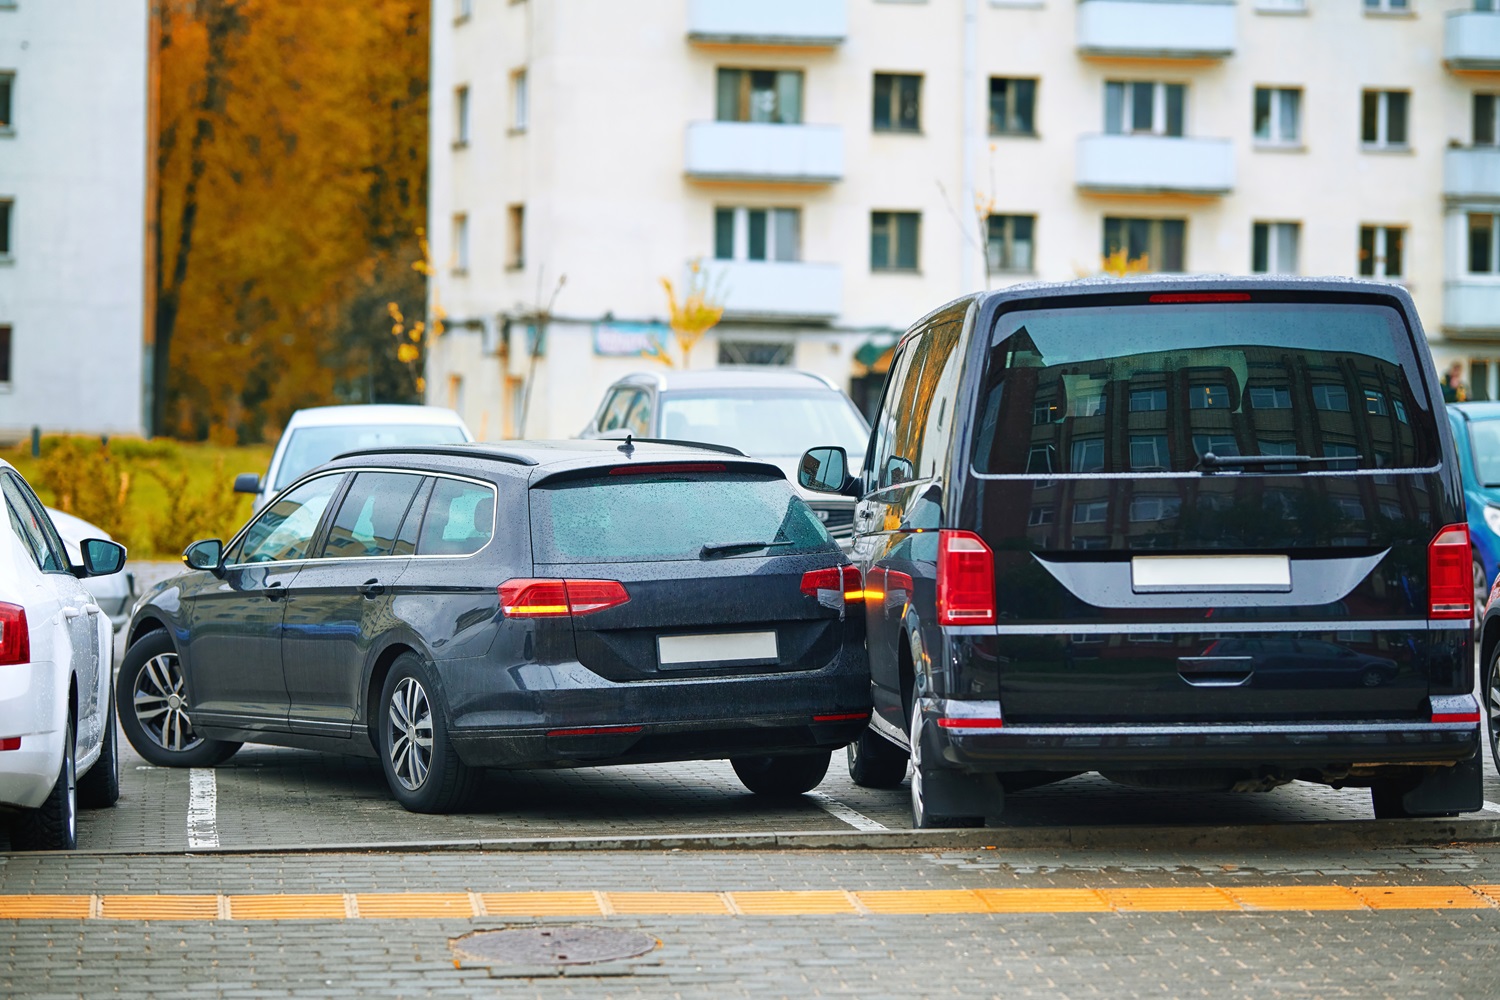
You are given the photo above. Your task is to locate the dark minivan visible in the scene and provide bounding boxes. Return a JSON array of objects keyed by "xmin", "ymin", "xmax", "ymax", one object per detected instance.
[
  {"xmin": 798, "ymin": 277, "xmax": 1485, "ymax": 827},
  {"xmin": 118, "ymin": 441, "xmax": 869, "ymax": 812}
]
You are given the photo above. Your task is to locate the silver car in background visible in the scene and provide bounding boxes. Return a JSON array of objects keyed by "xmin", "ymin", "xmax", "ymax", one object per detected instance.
[{"xmin": 45, "ymin": 507, "xmax": 134, "ymax": 632}]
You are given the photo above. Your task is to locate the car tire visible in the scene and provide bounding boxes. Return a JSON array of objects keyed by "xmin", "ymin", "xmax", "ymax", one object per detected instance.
[
  {"xmin": 909, "ymin": 691, "xmax": 983, "ymax": 829},
  {"xmin": 378, "ymin": 653, "xmax": 476, "ymax": 814},
  {"xmin": 846, "ymin": 727, "xmax": 908, "ymax": 789},
  {"xmin": 116, "ymin": 630, "xmax": 242, "ymax": 768},
  {"xmin": 77, "ymin": 693, "xmax": 120, "ymax": 809},
  {"xmin": 1370, "ymin": 780, "xmax": 1412, "ymax": 820},
  {"xmin": 1486, "ymin": 646, "xmax": 1500, "ymax": 780},
  {"xmin": 1476, "ymin": 560, "xmax": 1490, "ymax": 632},
  {"xmin": 731, "ymin": 752, "xmax": 831, "ymax": 797},
  {"xmin": 12, "ymin": 715, "xmax": 77, "ymax": 851}
]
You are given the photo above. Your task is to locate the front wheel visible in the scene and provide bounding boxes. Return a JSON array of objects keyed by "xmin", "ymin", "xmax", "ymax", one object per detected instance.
[
  {"xmin": 378, "ymin": 654, "xmax": 476, "ymax": 813},
  {"xmin": 116, "ymin": 631, "xmax": 241, "ymax": 768},
  {"xmin": 847, "ymin": 727, "xmax": 908, "ymax": 789},
  {"xmin": 12, "ymin": 716, "xmax": 77, "ymax": 850},
  {"xmin": 731, "ymin": 752, "xmax": 831, "ymax": 797},
  {"xmin": 77, "ymin": 693, "xmax": 120, "ymax": 809}
]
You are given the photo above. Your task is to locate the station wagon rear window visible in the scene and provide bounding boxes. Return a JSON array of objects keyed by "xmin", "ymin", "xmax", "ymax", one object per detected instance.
[
  {"xmin": 970, "ymin": 301, "xmax": 1437, "ymax": 475},
  {"xmin": 530, "ymin": 472, "xmax": 835, "ymax": 563}
]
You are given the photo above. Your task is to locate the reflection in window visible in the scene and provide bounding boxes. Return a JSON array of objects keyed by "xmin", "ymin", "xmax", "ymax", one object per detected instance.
[
  {"xmin": 1188, "ymin": 385, "xmax": 1231, "ymax": 409},
  {"xmin": 1026, "ymin": 444, "xmax": 1056, "ymax": 474},
  {"xmin": 1071, "ymin": 438, "xmax": 1104, "ymax": 473},
  {"xmin": 1312, "ymin": 385, "xmax": 1350, "ymax": 411},
  {"xmin": 1032, "ymin": 399, "xmax": 1056, "ymax": 425},
  {"xmin": 1073, "ymin": 500, "xmax": 1108, "ymax": 523},
  {"xmin": 1192, "ymin": 434, "xmax": 1239, "ymax": 458},
  {"xmin": 1130, "ymin": 389, "xmax": 1166, "ymax": 412},
  {"xmin": 1248, "ymin": 385, "xmax": 1291, "ymax": 409},
  {"xmin": 1332, "ymin": 497, "xmax": 1365, "ymax": 520},
  {"xmin": 1130, "ymin": 435, "xmax": 1169, "ymax": 470},
  {"xmin": 1129, "ymin": 496, "xmax": 1181, "ymax": 522},
  {"xmin": 1027, "ymin": 505, "xmax": 1054, "ymax": 526},
  {"xmin": 1378, "ymin": 501, "xmax": 1403, "ymax": 521},
  {"xmin": 1364, "ymin": 390, "xmax": 1388, "ymax": 415},
  {"xmin": 1074, "ymin": 393, "xmax": 1107, "ymax": 417}
]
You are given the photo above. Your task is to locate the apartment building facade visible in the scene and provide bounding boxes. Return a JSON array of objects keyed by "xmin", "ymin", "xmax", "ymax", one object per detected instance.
[
  {"xmin": 427, "ymin": 0, "xmax": 1500, "ymax": 439},
  {"xmin": 0, "ymin": 0, "xmax": 149, "ymax": 439}
]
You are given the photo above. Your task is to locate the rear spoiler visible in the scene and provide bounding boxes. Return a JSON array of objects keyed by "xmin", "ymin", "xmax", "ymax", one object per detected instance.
[{"xmin": 531, "ymin": 457, "xmax": 784, "ymax": 488}]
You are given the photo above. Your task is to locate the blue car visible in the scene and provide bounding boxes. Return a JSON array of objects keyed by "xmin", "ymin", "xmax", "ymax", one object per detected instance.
[{"xmin": 1446, "ymin": 402, "xmax": 1500, "ymax": 622}]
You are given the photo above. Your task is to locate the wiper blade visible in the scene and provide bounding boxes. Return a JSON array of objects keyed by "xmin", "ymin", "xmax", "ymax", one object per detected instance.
[
  {"xmin": 1197, "ymin": 451, "xmax": 1362, "ymax": 471},
  {"xmin": 700, "ymin": 539, "xmax": 794, "ymax": 558}
]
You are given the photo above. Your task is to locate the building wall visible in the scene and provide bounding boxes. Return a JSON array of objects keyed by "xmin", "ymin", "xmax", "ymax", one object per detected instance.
[
  {"xmin": 429, "ymin": 0, "xmax": 1500, "ymax": 439},
  {"xmin": 0, "ymin": 0, "xmax": 148, "ymax": 439}
]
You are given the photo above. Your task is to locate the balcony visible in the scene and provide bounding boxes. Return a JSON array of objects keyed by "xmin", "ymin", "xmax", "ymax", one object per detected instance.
[
  {"xmin": 1076, "ymin": 0, "xmax": 1236, "ymax": 59},
  {"xmin": 1446, "ymin": 11, "xmax": 1500, "ymax": 72},
  {"xmin": 1446, "ymin": 147, "xmax": 1500, "ymax": 201},
  {"xmin": 1076, "ymin": 134, "xmax": 1234, "ymax": 195},
  {"xmin": 685, "ymin": 122, "xmax": 844, "ymax": 184},
  {"xmin": 697, "ymin": 260, "xmax": 842, "ymax": 321},
  {"xmin": 687, "ymin": 0, "xmax": 847, "ymax": 47},
  {"xmin": 1445, "ymin": 281, "xmax": 1500, "ymax": 336}
]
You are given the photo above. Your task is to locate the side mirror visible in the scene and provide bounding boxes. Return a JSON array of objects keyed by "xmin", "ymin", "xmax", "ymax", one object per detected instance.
[
  {"xmin": 798, "ymin": 446, "xmax": 850, "ymax": 494},
  {"xmin": 184, "ymin": 538, "xmax": 224, "ymax": 573},
  {"xmin": 77, "ymin": 539, "xmax": 126, "ymax": 578},
  {"xmin": 233, "ymin": 473, "xmax": 261, "ymax": 495}
]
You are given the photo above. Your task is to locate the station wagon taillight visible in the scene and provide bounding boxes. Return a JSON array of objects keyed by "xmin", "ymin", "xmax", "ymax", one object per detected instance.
[
  {"xmin": 1427, "ymin": 524, "xmax": 1474, "ymax": 620},
  {"xmin": 801, "ymin": 566, "xmax": 863, "ymax": 611},
  {"xmin": 0, "ymin": 603, "xmax": 29, "ymax": 666},
  {"xmin": 937, "ymin": 530, "xmax": 995, "ymax": 626},
  {"xmin": 499, "ymin": 579, "xmax": 630, "ymax": 618}
]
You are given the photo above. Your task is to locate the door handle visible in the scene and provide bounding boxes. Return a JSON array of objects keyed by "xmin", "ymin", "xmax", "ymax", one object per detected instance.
[
  {"xmin": 61, "ymin": 606, "xmax": 83, "ymax": 619},
  {"xmin": 83, "ymin": 604, "xmax": 102, "ymax": 616},
  {"xmin": 265, "ymin": 581, "xmax": 285, "ymax": 601},
  {"xmin": 358, "ymin": 579, "xmax": 385, "ymax": 599}
]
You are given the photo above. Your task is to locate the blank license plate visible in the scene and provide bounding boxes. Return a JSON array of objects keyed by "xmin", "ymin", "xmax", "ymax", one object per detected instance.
[
  {"xmin": 658, "ymin": 631, "xmax": 778, "ymax": 666},
  {"xmin": 1131, "ymin": 554, "xmax": 1292, "ymax": 593}
]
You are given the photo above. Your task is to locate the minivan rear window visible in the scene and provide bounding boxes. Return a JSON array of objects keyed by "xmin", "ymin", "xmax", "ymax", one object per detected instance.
[
  {"xmin": 530, "ymin": 473, "xmax": 835, "ymax": 563},
  {"xmin": 971, "ymin": 301, "xmax": 1436, "ymax": 475}
]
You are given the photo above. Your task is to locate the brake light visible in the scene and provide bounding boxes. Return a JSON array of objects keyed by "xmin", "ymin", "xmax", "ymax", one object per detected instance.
[
  {"xmin": 608, "ymin": 463, "xmax": 726, "ymax": 476},
  {"xmin": 0, "ymin": 738, "xmax": 18, "ymax": 751},
  {"xmin": 1147, "ymin": 292, "xmax": 1252, "ymax": 304},
  {"xmin": 545, "ymin": 725, "xmax": 643, "ymax": 737},
  {"xmin": 814, "ymin": 712, "xmax": 870, "ymax": 723},
  {"xmin": 937, "ymin": 717, "xmax": 1005, "ymax": 729},
  {"xmin": 1431, "ymin": 711, "xmax": 1481, "ymax": 724},
  {"xmin": 0, "ymin": 604, "xmax": 29, "ymax": 666},
  {"xmin": 937, "ymin": 530, "xmax": 995, "ymax": 625},
  {"xmin": 800, "ymin": 565, "xmax": 863, "ymax": 611},
  {"xmin": 1427, "ymin": 524, "xmax": 1473, "ymax": 620},
  {"xmin": 499, "ymin": 579, "xmax": 630, "ymax": 617}
]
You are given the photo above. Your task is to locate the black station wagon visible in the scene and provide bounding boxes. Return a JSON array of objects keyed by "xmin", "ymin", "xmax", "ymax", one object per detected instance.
[
  {"xmin": 117, "ymin": 441, "xmax": 870, "ymax": 812},
  {"xmin": 799, "ymin": 276, "xmax": 1485, "ymax": 827}
]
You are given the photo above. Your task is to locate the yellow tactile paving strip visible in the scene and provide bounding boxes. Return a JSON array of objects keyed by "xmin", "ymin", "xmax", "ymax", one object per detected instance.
[{"xmin": 1, "ymin": 886, "xmax": 1498, "ymax": 921}]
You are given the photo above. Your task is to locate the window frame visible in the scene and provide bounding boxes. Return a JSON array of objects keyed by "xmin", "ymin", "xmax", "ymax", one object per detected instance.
[
  {"xmin": 985, "ymin": 214, "xmax": 1036, "ymax": 274},
  {"xmin": 1361, "ymin": 89, "xmax": 1410, "ymax": 149},
  {"xmin": 0, "ymin": 326, "xmax": 10, "ymax": 386},
  {"xmin": 1476, "ymin": 92, "xmax": 1498, "ymax": 147},
  {"xmin": 988, "ymin": 77, "xmax": 1037, "ymax": 136},
  {"xmin": 414, "ymin": 474, "xmax": 499, "ymax": 559},
  {"xmin": 507, "ymin": 203, "xmax": 525, "ymax": 271},
  {"xmin": 453, "ymin": 85, "xmax": 470, "ymax": 148},
  {"xmin": 1101, "ymin": 216, "xmax": 1187, "ymax": 273},
  {"xmin": 510, "ymin": 68, "xmax": 528, "ymax": 133},
  {"xmin": 715, "ymin": 67, "xmax": 804, "ymax": 125},
  {"xmin": 713, "ymin": 206, "xmax": 803, "ymax": 263},
  {"xmin": 315, "ymin": 471, "xmax": 428, "ymax": 561},
  {"xmin": 873, "ymin": 72, "xmax": 923, "ymax": 134},
  {"xmin": 1469, "ymin": 212, "xmax": 1499, "ymax": 275},
  {"xmin": 1104, "ymin": 80, "xmax": 1185, "ymax": 138},
  {"xmin": 0, "ymin": 72, "xmax": 13, "ymax": 135},
  {"xmin": 1, "ymin": 471, "xmax": 69, "ymax": 574},
  {"xmin": 870, "ymin": 210, "xmax": 921, "ymax": 272},
  {"xmin": 1252, "ymin": 86, "xmax": 1302, "ymax": 146},
  {"xmin": 0, "ymin": 198, "xmax": 11, "ymax": 259},
  {"xmin": 1358, "ymin": 224, "xmax": 1406, "ymax": 280},
  {"xmin": 1252, "ymin": 220, "xmax": 1300, "ymax": 275},
  {"xmin": 226, "ymin": 472, "xmax": 349, "ymax": 567}
]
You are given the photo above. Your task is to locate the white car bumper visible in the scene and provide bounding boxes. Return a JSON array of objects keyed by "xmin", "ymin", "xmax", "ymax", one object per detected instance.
[{"xmin": 0, "ymin": 662, "xmax": 65, "ymax": 810}]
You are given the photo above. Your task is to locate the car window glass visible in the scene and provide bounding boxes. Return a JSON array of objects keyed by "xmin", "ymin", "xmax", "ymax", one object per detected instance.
[
  {"xmin": 235, "ymin": 474, "xmax": 344, "ymax": 563},
  {"xmin": 871, "ymin": 343, "xmax": 916, "ymax": 490},
  {"xmin": 416, "ymin": 478, "xmax": 495, "ymax": 557},
  {"xmin": 657, "ymin": 390, "xmax": 868, "ymax": 457},
  {"xmin": 319, "ymin": 472, "xmax": 424, "ymax": 559},
  {"xmin": 625, "ymin": 393, "xmax": 652, "ymax": 436},
  {"xmin": 599, "ymin": 390, "xmax": 640, "ymax": 432},
  {"xmin": 392, "ymin": 477, "xmax": 434, "ymax": 556},
  {"xmin": 4, "ymin": 494, "xmax": 47, "ymax": 570},
  {"xmin": 0, "ymin": 474, "xmax": 66, "ymax": 572},
  {"xmin": 914, "ymin": 311, "xmax": 967, "ymax": 480}
]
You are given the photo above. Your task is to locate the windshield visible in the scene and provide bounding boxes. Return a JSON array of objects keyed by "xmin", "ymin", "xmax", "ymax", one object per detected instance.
[
  {"xmin": 274, "ymin": 424, "xmax": 467, "ymax": 489},
  {"xmin": 1468, "ymin": 419, "xmax": 1500, "ymax": 486},
  {"xmin": 971, "ymin": 301, "xmax": 1436, "ymax": 475},
  {"xmin": 658, "ymin": 390, "xmax": 868, "ymax": 459}
]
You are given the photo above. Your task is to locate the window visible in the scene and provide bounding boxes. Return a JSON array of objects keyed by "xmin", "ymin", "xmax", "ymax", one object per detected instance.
[
  {"xmin": 454, "ymin": 86, "xmax": 469, "ymax": 147},
  {"xmin": 1104, "ymin": 81, "xmax": 1184, "ymax": 137},
  {"xmin": 416, "ymin": 478, "xmax": 496, "ymax": 557},
  {"xmin": 1471, "ymin": 214, "xmax": 1499, "ymax": 274},
  {"xmin": 0, "ymin": 326, "xmax": 9, "ymax": 384},
  {"xmin": 1130, "ymin": 435, "xmax": 1169, "ymax": 470},
  {"xmin": 988, "ymin": 78, "xmax": 1036, "ymax": 135},
  {"xmin": 507, "ymin": 204, "xmax": 524, "ymax": 270},
  {"xmin": 0, "ymin": 73, "xmax": 12, "ymax": 132},
  {"xmin": 718, "ymin": 340, "xmax": 793, "ymax": 366},
  {"xmin": 1312, "ymin": 385, "xmax": 1351, "ymax": 412},
  {"xmin": 1361, "ymin": 90, "xmax": 1409, "ymax": 147},
  {"xmin": 234, "ymin": 474, "xmax": 344, "ymax": 564},
  {"xmin": 1253, "ymin": 87, "xmax": 1300, "ymax": 145},
  {"xmin": 1071, "ymin": 439, "xmax": 1105, "ymax": 474},
  {"xmin": 455, "ymin": 0, "xmax": 472, "ymax": 19},
  {"xmin": 1102, "ymin": 217, "xmax": 1185, "ymax": 272},
  {"xmin": 1027, "ymin": 505, "xmax": 1054, "ymax": 526},
  {"xmin": 1477, "ymin": 94, "xmax": 1498, "ymax": 147},
  {"xmin": 871, "ymin": 211, "xmax": 920, "ymax": 271},
  {"xmin": 0, "ymin": 198, "xmax": 9, "ymax": 256},
  {"xmin": 1130, "ymin": 389, "xmax": 1166, "ymax": 412},
  {"xmin": 1130, "ymin": 496, "xmax": 1181, "ymax": 522},
  {"xmin": 1256, "ymin": 0, "xmax": 1305, "ymax": 9},
  {"xmin": 873, "ymin": 73, "xmax": 921, "ymax": 132},
  {"xmin": 716, "ymin": 68, "xmax": 803, "ymax": 125},
  {"xmin": 1252, "ymin": 221, "xmax": 1300, "ymax": 274},
  {"xmin": 1, "ymin": 473, "xmax": 66, "ymax": 573},
  {"xmin": 320, "ymin": 472, "xmax": 425, "ymax": 559},
  {"xmin": 1358, "ymin": 224, "xmax": 1405, "ymax": 279},
  {"xmin": 1073, "ymin": 499, "xmax": 1108, "ymax": 524},
  {"xmin": 1189, "ymin": 385, "xmax": 1231, "ymax": 409},
  {"xmin": 452, "ymin": 213, "xmax": 469, "ymax": 273},
  {"xmin": 714, "ymin": 207, "xmax": 801, "ymax": 262},
  {"xmin": 986, "ymin": 214, "xmax": 1034, "ymax": 273},
  {"xmin": 510, "ymin": 69, "xmax": 528, "ymax": 132},
  {"xmin": 1249, "ymin": 385, "xmax": 1292, "ymax": 409},
  {"xmin": 1363, "ymin": 0, "xmax": 1409, "ymax": 10}
]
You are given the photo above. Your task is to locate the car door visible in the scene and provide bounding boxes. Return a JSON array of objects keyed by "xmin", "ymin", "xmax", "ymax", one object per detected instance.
[
  {"xmin": 280, "ymin": 470, "xmax": 426, "ymax": 737},
  {"xmin": 183, "ymin": 472, "xmax": 345, "ymax": 733}
]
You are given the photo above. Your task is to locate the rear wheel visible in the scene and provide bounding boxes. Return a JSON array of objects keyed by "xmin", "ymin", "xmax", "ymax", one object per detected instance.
[
  {"xmin": 77, "ymin": 693, "xmax": 120, "ymax": 809},
  {"xmin": 378, "ymin": 654, "xmax": 476, "ymax": 813},
  {"xmin": 732, "ymin": 752, "xmax": 831, "ymax": 797},
  {"xmin": 1476, "ymin": 560, "xmax": 1490, "ymax": 630},
  {"xmin": 116, "ymin": 631, "xmax": 241, "ymax": 768},
  {"xmin": 909, "ymin": 691, "xmax": 982, "ymax": 829},
  {"xmin": 846, "ymin": 727, "xmax": 908, "ymax": 788},
  {"xmin": 12, "ymin": 716, "xmax": 77, "ymax": 850},
  {"xmin": 1486, "ymin": 647, "xmax": 1500, "ymax": 779}
]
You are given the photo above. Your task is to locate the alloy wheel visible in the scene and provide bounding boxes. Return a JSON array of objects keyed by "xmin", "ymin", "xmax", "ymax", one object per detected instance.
[
  {"xmin": 387, "ymin": 677, "xmax": 434, "ymax": 792},
  {"xmin": 1489, "ymin": 655, "xmax": 1500, "ymax": 777},
  {"xmin": 132, "ymin": 653, "xmax": 205, "ymax": 753},
  {"xmin": 909, "ymin": 699, "xmax": 927, "ymax": 827},
  {"xmin": 62, "ymin": 727, "xmax": 77, "ymax": 846}
]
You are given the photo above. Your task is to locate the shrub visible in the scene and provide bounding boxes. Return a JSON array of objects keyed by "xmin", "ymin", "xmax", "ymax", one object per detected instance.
[
  {"xmin": 147, "ymin": 458, "xmax": 246, "ymax": 558},
  {"xmin": 36, "ymin": 438, "xmax": 134, "ymax": 547}
]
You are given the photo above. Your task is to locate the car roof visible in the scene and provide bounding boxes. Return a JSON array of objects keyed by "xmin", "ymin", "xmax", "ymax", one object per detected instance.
[
  {"xmin": 325, "ymin": 438, "xmax": 785, "ymax": 483},
  {"xmin": 611, "ymin": 368, "xmax": 840, "ymax": 393},
  {"xmin": 1448, "ymin": 402, "xmax": 1500, "ymax": 422},
  {"xmin": 283, "ymin": 404, "xmax": 470, "ymax": 429}
]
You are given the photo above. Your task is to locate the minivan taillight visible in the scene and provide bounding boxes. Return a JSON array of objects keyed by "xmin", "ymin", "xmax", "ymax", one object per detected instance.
[
  {"xmin": 1427, "ymin": 524, "xmax": 1473, "ymax": 620},
  {"xmin": 937, "ymin": 530, "xmax": 995, "ymax": 626},
  {"xmin": 0, "ymin": 603, "xmax": 28, "ymax": 666},
  {"xmin": 499, "ymin": 579, "xmax": 630, "ymax": 617}
]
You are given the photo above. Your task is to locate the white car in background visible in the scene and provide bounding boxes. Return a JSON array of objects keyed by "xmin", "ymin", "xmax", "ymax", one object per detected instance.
[
  {"xmin": 46, "ymin": 508, "xmax": 135, "ymax": 632},
  {"xmin": 0, "ymin": 461, "xmax": 124, "ymax": 849},
  {"xmin": 235, "ymin": 404, "xmax": 474, "ymax": 512}
]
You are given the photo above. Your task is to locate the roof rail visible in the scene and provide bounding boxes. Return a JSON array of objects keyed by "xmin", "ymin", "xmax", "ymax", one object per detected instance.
[
  {"xmin": 621, "ymin": 437, "xmax": 746, "ymax": 457},
  {"xmin": 332, "ymin": 445, "xmax": 540, "ymax": 467}
]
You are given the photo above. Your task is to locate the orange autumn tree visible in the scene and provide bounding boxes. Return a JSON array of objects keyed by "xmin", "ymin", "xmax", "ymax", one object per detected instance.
[{"xmin": 153, "ymin": 0, "xmax": 428, "ymax": 442}]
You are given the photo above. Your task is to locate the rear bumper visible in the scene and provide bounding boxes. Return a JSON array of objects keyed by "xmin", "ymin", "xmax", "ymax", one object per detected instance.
[{"xmin": 0, "ymin": 661, "xmax": 66, "ymax": 810}]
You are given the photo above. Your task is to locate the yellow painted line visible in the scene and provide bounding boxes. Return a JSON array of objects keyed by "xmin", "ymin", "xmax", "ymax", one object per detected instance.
[
  {"xmin": 730, "ymin": 891, "xmax": 861, "ymax": 915},
  {"xmin": 1103, "ymin": 888, "xmax": 1240, "ymax": 912},
  {"xmin": 856, "ymin": 890, "xmax": 989, "ymax": 914},
  {"xmin": 1228, "ymin": 886, "xmax": 1366, "ymax": 911},
  {"xmin": 1353, "ymin": 886, "xmax": 1492, "ymax": 910},
  {"xmin": 354, "ymin": 893, "xmax": 476, "ymax": 918},
  {"xmin": 606, "ymin": 892, "xmax": 732, "ymax": 915},
  {"xmin": 0, "ymin": 895, "xmax": 91, "ymax": 919},
  {"xmin": 975, "ymin": 889, "xmax": 1111, "ymax": 913},
  {"xmin": 478, "ymin": 892, "xmax": 605, "ymax": 917},
  {"xmin": 228, "ymin": 894, "xmax": 348, "ymax": 920},
  {"xmin": 98, "ymin": 895, "xmax": 221, "ymax": 920},
  {"xmin": 1473, "ymin": 884, "xmax": 1500, "ymax": 907}
]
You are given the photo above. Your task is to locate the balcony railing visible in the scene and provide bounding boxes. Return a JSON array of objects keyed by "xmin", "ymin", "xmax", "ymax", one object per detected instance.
[
  {"xmin": 1445, "ymin": 281, "xmax": 1500, "ymax": 336},
  {"xmin": 685, "ymin": 122, "xmax": 844, "ymax": 184},
  {"xmin": 1076, "ymin": 0, "xmax": 1237, "ymax": 59},
  {"xmin": 1446, "ymin": 11, "xmax": 1500, "ymax": 72},
  {"xmin": 1076, "ymin": 134, "xmax": 1234, "ymax": 195},
  {"xmin": 687, "ymin": 0, "xmax": 847, "ymax": 47},
  {"xmin": 1446, "ymin": 147, "xmax": 1500, "ymax": 201},
  {"xmin": 697, "ymin": 260, "xmax": 842, "ymax": 321}
]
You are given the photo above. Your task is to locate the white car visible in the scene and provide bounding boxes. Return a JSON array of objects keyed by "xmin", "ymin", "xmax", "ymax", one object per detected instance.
[
  {"xmin": 45, "ymin": 508, "xmax": 135, "ymax": 632},
  {"xmin": 0, "ymin": 461, "xmax": 124, "ymax": 849},
  {"xmin": 235, "ymin": 404, "xmax": 473, "ymax": 512}
]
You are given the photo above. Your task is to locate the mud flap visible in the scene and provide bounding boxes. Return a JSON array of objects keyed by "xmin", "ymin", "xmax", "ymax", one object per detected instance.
[
  {"xmin": 1399, "ymin": 754, "xmax": 1484, "ymax": 816},
  {"xmin": 925, "ymin": 769, "xmax": 1006, "ymax": 819}
]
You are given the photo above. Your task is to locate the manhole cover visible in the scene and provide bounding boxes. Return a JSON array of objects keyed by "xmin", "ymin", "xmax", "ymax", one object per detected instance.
[{"xmin": 451, "ymin": 927, "xmax": 657, "ymax": 967}]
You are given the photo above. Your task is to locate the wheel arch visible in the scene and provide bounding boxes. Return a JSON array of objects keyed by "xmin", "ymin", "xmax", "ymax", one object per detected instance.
[
  {"xmin": 127, "ymin": 616, "xmax": 170, "ymax": 649},
  {"xmin": 364, "ymin": 641, "xmax": 422, "ymax": 751}
]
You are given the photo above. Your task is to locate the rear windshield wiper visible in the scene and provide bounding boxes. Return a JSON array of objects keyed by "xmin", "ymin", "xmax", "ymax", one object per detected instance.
[
  {"xmin": 700, "ymin": 540, "xmax": 794, "ymax": 558},
  {"xmin": 1197, "ymin": 451, "xmax": 1363, "ymax": 472}
]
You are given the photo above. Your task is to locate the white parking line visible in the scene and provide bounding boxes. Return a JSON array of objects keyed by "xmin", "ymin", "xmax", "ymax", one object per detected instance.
[
  {"xmin": 808, "ymin": 791, "xmax": 888, "ymax": 832},
  {"xmin": 1482, "ymin": 801, "xmax": 1500, "ymax": 815},
  {"xmin": 187, "ymin": 768, "xmax": 220, "ymax": 849}
]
